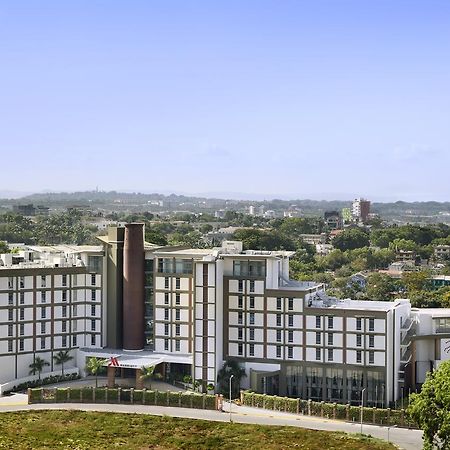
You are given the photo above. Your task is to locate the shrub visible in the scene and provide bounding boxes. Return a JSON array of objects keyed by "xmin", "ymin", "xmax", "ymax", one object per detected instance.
[
  {"xmin": 335, "ymin": 403, "xmax": 347, "ymax": 420},
  {"xmin": 254, "ymin": 394, "xmax": 264, "ymax": 408},
  {"xmin": 349, "ymin": 405, "xmax": 361, "ymax": 422},
  {"xmin": 81, "ymin": 387, "xmax": 93, "ymax": 403},
  {"xmin": 205, "ymin": 395, "xmax": 216, "ymax": 410},
  {"xmin": 95, "ymin": 388, "xmax": 106, "ymax": 402},
  {"xmin": 310, "ymin": 401, "xmax": 322, "ymax": 417},
  {"xmin": 29, "ymin": 389, "xmax": 42, "ymax": 403},
  {"xmin": 69, "ymin": 388, "xmax": 81, "ymax": 401},
  {"xmin": 264, "ymin": 396, "xmax": 275, "ymax": 410},
  {"xmin": 191, "ymin": 394, "xmax": 204, "ymax": 409},
  {"xmin": 168, "ymin": 392, "xmax": 181, "ymax": 407},
  {"xmin": 322, "ymin": 402, "xmax": 335, "ymax": 419},
  {"xmin": 55, "ymin": 388, "xmax": 68, "ymax": 402},
  {"xmin": 181, "ymin": 393, "xmax": 192, "ymax": 408},
  {"xmin": 143, "ymin": 390, "xmax": 155, "ymax": 405},
  {"xmin": 374, "ymin": 408, "xmax": 390, "ymax": 425},
  {"xmin": 286, "ymin": 398, "xmax": 298, "ymax": 413},
  {"xmin": 121, "ymin": 389, "xmax": 131, "ymax": 403},
  {"xmin": 133, "ymin": 390, "xmax": 143, "ymax": 403},
  {"xmin": 107, "ymin": 388, "xmax": 119, "ymax": 403}
]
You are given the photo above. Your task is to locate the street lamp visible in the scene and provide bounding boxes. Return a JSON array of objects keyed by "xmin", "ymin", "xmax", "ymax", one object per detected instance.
[
  {"xmin": 360, "ymin": 388, "xmax": 366, "ymax": 434},
  {"xmin": 229, "ymin": 374, "xmax": 234, "ymax": 423}
]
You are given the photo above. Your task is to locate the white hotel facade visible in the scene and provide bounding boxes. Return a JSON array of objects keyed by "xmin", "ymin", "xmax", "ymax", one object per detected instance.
[{"xmin": 0, "ymin": 224, "xmax": 449, "ymax": 407}]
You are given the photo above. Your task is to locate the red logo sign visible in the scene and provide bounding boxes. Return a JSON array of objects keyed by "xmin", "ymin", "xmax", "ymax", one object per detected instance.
[{"xmin": 108, "ymin": 357, "xmax": 120, "ymax": 367}]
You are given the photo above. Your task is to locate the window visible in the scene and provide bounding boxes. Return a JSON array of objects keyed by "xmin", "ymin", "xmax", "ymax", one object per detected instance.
[
  {"xmin": 41, "ymin": 322, "xmax": 46, "ymax": 334},
  {"xmin": 19, "ymin": 308, "xmax": 24, "ymax": 321},
  {"xmin": 72, "ymin": 305, "xmax": 77, "ymax": 317},
  {"xmin": 164, "ymin": 308, "xmax": 169, "ymax": 320},
  {"xmin": 62, "ymin": 335, "xmax": 67, "ymax": 347},
  {"xmin": 41, "ymin": 275, "xmax": 46, "ymax": 287},
  {"xmin": 91, "ymin": 319, "xmax": 96, "ymax": 331},
  {"xmin": 237, "ymin": 327, "xmax": 243, "ymax": 340},
  {"xmin": 249, "ymin": 328, "xmax": 255, "ymax": 341},
  {"xmin": 276, "ymin": 314, "xmax": 282, "ymax": 327},
  {"xmin": 369, "ymin": 350, "xmax": 374, "ymax": 364},
  {"xmin": 164, "ymin": 293, "xmax": 169, "ymax": 305},
  {"xmin": 175, "ymin": 309, "xmax": 180, "ymax": 321},
  {"xmin": 238, "ymin": 295, "xmax": 243, "ymax": 309},
  {"xmin": 8, "ymin": 277, "xmax": 13, "ymax": 289},
  {"xmin": 276, "ymin": 345, "xmax": 282, "ymax": 358},
  {"xmin": 164, "ymin": 277, "xmax": 169, "ymax": 289},
  {"xmin": 62, "ymin": 275, "xmax": 67, "ymax": 287},
  {"xmin": 164, "ymin": 339, "xmax": 169, "ymax": 351},
  {"xmin": 90, "ymin": 334, "xmax": 96, "ymax": 346},
  {"xmin": 175, "ymin": 293, "xmax": 180, "ymax": 305},
  {"xmin": 8, "ymin": 340, "xmax": 13, "ymax": 352},
  {"xmin": 369, "ymin": 335, "xmax": 375, "ymax": 348},
  {"xmin": 175, "ymin": 324, "xmax": 180, "ymax": 336},
  {"xmin": 369, "ymin": 318, "xmax": 375, "ymax": 332},
  {"xmin": 19, "ymin": 323, "xmax": 24, "ymax": 336},
  {"xmin": 41, "ymin": 291, "xmax": 46, "ymax": 303},
  {"xmin": 238, "ymin": 311, "xmax": 243, "ymax": 325},
  {"xmin": 288, "ymin": 330, "xmax": 293, "ymax": 343},
  {"xmin": 19, "ymin": 276, "xmax": 25, "ymax": 289},
  {"xmin": 62, "ymin": 290, "xmax": 67, "ymax": 302},
  {"xmin": 249, "ymin": 280, "xmax": 255, "ymax": 293},
  {"xmin": 62, "ymin": 305, "xmax": 67, "ymax": 318},
  {"xmin": 238, "ymin": 343, "xmax": 243, "ymax": 356},
  {"xmin": 91, "ymin": 290, "xmax": 96, "ymax": 301},
  {"xmin": 316, "ymin": 332, "xmax": 321, "ymax": 345},
  {"xmin": 72, "ymin": 290, "xmax": 77, "ymax": 301},
  {"xmin": 8, "ymin": 324, "xmax": 13, "ymax": 337},
  {"xmin": 249, "ymin": 312, "xmax": 255, "ymax": 325},
  {"xmin": 175, "ymin": 340, "xmax": 180, "ymax": 351},
  {"xmin": 315, "ymin": 348, "xmax": 321, "ymax": 361},
  {"xmin": 41, "ymin": 337, "xmax": 46, "ymax": 350},
  {"xmin": 249, "ymin": 296, "xmax": 255, "ymax": 309},
  {"xmin": 328, "ymin": 316, "xmax": 334, "ymax": 329},
  {"xmin": 328, "ymin": 349, "xmax": 334, "ymax": 361},
  {"xmin": 19, "ymin": 339, "xmax": 24, "ymax": 351},
  {"xmin": 175, "ymin": 278, "xmax": 180, "ymax": 289},
  {"xmin": 8, "ymin": 293, "xmax": 13, "ymax": 305},
  {"xmin": 62, "ymin": 321, "xmax": 67, "ymax": 332},
  {"xmin": 288, "ymin": 346, "xmax": 293, "ymax": 359},
  {"xmin": 356, "ymin": 318, "xmax": 362, "ymax": 331},
  {"xmin": 288, "ymin": 314, "xmax": 294, "ymax": 327},
  {"xmin": 249, "ymin": 344, "xmax": 255, "ymax": 356},
  {"xmin": 356, "ymin": 350, "xmax": 362, "ymax": 363},
  {"xmin": 276, "ymin": 298, "xmax": 282, "ymax": 310},
  {"xmin": 20, "ymin": 292, "xmax": 25, "ymax": 304},
  {"xmin": 73, "ymin": 335, "xmax": 77, "ymax": 347},
  {"xmin": 8, "ymin": 308, "xmax": 14, "ymax": 321},
  {"xmin": 238, "ymin": 280, "xmax": 243, "ymax": 292},
  {"xmin": 276, "ymin": 329, "xmax": 282, "ymax": 342},
  {"xmin": 316, "ymin": 316, "xmax": 321, "ymax": 329},
  {"xmin": 91, "ymin": 305, "xmax": 96, "ymax": 316},
  {"xmin": 356, "ymin": 334, "xmax": 362, "ymax": 347},
  {"xmin": 91, "ymin": 274, "xmax": 96, "ymax": 286},
  {"xmin": 328, "ymin": 333, "xmax": 333, "ymax": 346},
  {"xmin": 288, "ymin": 298, "xmax": 293, "ymax": 311},
  {"xmin": 73, "ymin": 320, "xmax": 77, "ymax": 331},
  {"xmin": 164, "ymin": 323, "xmax": 169, "ymax": 335}
]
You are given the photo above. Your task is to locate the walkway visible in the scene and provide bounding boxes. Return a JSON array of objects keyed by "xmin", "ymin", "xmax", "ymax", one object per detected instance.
[{"xmin": 0, "ymin": 400, "xmax": 423, "ymax": 449}]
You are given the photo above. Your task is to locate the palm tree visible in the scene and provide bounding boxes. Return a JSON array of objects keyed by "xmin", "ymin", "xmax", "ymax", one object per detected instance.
[
  {"xmin": 140, "ymin": 365, "xmax": 155, "ymax": 389},
  {"xmin": 29, "ymin": 356, "xmax": 50, "ymax": 381},
  {"xmin": 53, "ymin": 350, "xmax": 73, "ymax": 376},
  {"xmin": 217, "ymin": 359, "xmax": 247, "ymax": 399},
  {"xmin": 85, "ymin": 358, "xmax": 107, "ymax": 388}
]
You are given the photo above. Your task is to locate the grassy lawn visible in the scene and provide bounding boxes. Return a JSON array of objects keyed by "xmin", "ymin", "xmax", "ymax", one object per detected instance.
[{"xmin": 0, "ymin": 410, "xmax": 395, "ymax": 449}]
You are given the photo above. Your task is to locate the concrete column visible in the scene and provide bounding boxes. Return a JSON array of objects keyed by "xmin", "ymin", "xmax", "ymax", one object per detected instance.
[
  {"xmin": 136, "ymin": 369, "xmax": 143, "ymax": 389},
  {"xmin": 107, "ymin": 366, "xmax": 116, "ymax": 388},
  {"xmin": 123, "ymin": 223, "xmax": 145, "ymax": 351}
]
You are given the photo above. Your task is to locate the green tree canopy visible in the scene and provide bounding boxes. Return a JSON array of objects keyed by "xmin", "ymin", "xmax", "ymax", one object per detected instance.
[
  {"xmin": 408, "ymin": 360, "xmax": 450, "ymax": 449},
  {"xmin": 332, "ymin": 228, "xmax": 370, "ymax": 251}
]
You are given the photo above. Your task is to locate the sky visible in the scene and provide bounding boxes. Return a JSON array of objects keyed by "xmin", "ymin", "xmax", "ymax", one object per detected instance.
[{"xmin": 0, "ymin": 1, "xmax": 449, "ymax": 202}]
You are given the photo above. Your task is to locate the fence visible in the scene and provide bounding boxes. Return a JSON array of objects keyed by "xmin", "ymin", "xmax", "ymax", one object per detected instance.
[
  {"xmin": 240, "ymin": 391, "xmax": 418, "ymax": 428},
  {"xmin": 28, "ymin": 387, "xmax": 221, "ymax": 411}
]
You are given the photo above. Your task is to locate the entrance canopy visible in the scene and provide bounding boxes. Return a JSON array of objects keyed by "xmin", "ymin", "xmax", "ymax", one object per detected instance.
[{"xmin": 80, "ymin": 348, "xmax": 192, "ymax": 370}]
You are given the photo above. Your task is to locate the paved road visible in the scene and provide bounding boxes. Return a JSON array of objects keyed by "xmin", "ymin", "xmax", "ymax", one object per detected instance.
[{"xmin": 0, "ymin": 398, "xmax": 423, "ymax": 450}]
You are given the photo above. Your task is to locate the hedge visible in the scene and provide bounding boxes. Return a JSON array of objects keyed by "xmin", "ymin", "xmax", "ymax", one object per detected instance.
[
  {"xmin": 4, "ymin": 373, "xmax": 80, "ymax": 395},
  {"xmin": 241, "ymin": 391, "xmax": 418, "ymax": 428}
]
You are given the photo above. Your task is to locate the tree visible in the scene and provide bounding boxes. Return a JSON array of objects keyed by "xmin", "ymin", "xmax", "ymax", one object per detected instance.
[
  {"xmin": 402, "ymin": 271, "xmax": 430, "ymax": 294},
  {"xmin": 140, "ymin": 365, "xmax": 156, "ymax": 389},
  {"xmin": 29, "ymin": 356, "xmax": 49, "ymax": 380},
  {"xmin": 0, "ymin": 241, "xmax": 9, "ymax": 253},
  {"xmin": 332, "ymin": 228, "xmax": 370, "ymax": 251},
  {"xmin": 85, "ymin": 357, "xmax": 107, "ymax": 388},
  {"xmin": 217, "ymin": 359, "xmax": 246, "ymax": 399},
  {"xmin": 365, "ymin": 273, "xmax": 397, "ymax": 301},
  {"xmin": 408, "ymin": 360, "xmax": 450, "ymax": 449},
  {"xmin": 53, "ymin": 350, "xmax": 73, "ymax": 376}
]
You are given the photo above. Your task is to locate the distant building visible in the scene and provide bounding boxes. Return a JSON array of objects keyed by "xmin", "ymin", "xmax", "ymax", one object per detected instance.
[
  {"xmin": 300, "ymin": 234, "xmax": 327, "ymax": 245},
  {"xmin": 315, "ymin": 243, "xmax": 333, "ymax": 255},
  {"xmin": 430, "ymin": 276, "xmax": 450, "ymax": 289},
  {"xmin": 434, "ymin": 245, "xmax": 450, "ymax": 261},
  {"xmin": 248, "ymin": 206, "xmax": 255, "ymax": 216},
  {"xmin": 214, "ymin": 210, "xmax": 226, "ymax": 219},
  {"xmin": 324, "ymin": 211, "xmax": 342, "ymax": 230},
  {"xmin": 352, "ymin": 198, "xmax": 371, "ymax": 223},
  {"xmin": 13, "ymin": 204, "xmax": 36, "ymax": 216}
]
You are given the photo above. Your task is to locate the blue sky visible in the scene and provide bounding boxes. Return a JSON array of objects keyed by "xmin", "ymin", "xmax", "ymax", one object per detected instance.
[{"xmin": 0, "ymin": 1, "xmax": 449, "ymax": 201}]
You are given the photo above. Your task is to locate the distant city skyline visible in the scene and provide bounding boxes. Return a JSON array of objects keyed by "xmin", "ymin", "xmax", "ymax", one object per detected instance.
[{"xmin": 1, "ymin": 1, "xmax": 449, "ymax": 201}]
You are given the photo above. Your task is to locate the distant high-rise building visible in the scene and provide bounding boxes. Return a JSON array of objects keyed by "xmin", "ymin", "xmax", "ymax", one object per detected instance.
[
  {"xmin": 352, "ymin": 198, "xmax": 371, "ymax": 223},
  {"xmin": 249, "ymin": 206, "xmax": 255, "ymax": 216}
]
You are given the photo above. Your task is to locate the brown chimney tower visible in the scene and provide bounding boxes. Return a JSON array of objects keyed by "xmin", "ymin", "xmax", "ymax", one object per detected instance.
[{"xmin": 122, "ymin": 223, "xmax": 145, "ymax": 351}]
